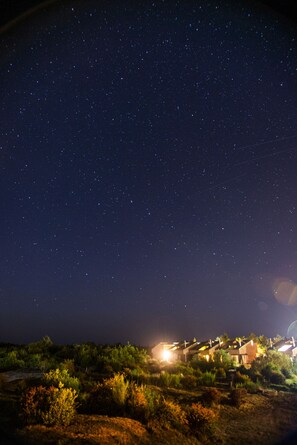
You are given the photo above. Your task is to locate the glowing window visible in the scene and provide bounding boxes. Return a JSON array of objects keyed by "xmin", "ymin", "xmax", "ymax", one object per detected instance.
[{"xmin": 278, "ymin": 344, "xmax": 291, "ymax": 352}]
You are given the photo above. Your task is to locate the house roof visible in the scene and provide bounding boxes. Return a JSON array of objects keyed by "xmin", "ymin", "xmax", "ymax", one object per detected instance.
[
  {"xmin": 273, "ymin": 337, "xmax": 297, "ymax": 352},
  {"xmin": 221, "ymin": 338, "xmax": 253, "ymax": 351},
  {"xmin": 188, "ymin": 339, "xmax": 221, "ymax": 353}
]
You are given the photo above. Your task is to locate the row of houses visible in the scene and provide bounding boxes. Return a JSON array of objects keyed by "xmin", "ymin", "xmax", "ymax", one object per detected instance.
[{"xmin": 152, "ymin": 337, "xmax": 297, "ymax": 366}]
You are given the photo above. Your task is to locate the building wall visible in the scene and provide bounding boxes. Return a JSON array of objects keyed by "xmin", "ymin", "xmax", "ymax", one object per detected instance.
[{"xmin": 240, "ymin": 341, "xmax": 257, "ymax": 364}]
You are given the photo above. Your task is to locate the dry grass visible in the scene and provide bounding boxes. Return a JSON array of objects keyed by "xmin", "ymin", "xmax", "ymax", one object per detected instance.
[
  {"xmin": 216, "ymin": 391, "xmax": 297, "ymax": 445},
  {"xmin": 17, "ymin": 414, "xmax": 201, "ymax": 445},
  {"xmin": 8, "ymin": 387, "xmax": 297, "ymax": 445}
]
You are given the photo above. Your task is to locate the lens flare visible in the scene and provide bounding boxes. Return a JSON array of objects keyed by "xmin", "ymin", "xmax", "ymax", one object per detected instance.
[
  {"xmin": 273, "ymin": 278, "xmax": 297, "ymax": 306},
  {"xmin": 287, "ymin": 321, "xmax": 297, "ymax": 337}
]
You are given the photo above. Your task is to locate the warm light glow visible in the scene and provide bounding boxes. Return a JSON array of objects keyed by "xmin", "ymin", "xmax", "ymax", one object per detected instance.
[
  {"xmin": 205, "ymin": 354, "xmax": 210, "ymax": 362},
  {"xmin": 162, "ymin": 350, "xmax": 172, "ymax": 361}
]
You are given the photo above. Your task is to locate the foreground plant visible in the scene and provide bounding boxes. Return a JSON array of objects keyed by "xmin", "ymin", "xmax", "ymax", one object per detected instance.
[{"xmin": 21, "ymin": 383, "xmax": 77, "ymax": 426}]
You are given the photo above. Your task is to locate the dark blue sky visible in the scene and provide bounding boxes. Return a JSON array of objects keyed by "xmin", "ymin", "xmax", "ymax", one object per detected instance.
[{"xmin": 1, "ymin": 0, "xmax": 297, "ymax": 345}]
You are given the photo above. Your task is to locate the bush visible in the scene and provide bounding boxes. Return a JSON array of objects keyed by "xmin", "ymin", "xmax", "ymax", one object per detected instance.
[
  {"xmin": 187, "ymin": 403, "xmax": 216, "ymax": 438},
  {"xmin": 269, "ymin": 370, "xmax": 286, "ymax": 385},
  {"xmin": 59, "ymin": 359, "xmax": 76, "ymax": 376},
  {"xmin": 127, "ymin": 383, "xmax": 160, "ymax": 422},
  {"xmin": 215, "ymin": 367, "xmax": 226, "ymax": 380},
  {"xmin": 230, "ymin": 388, "xmax": 247, "ymax": 407},
  {"xmin": 213, "ymin": 350, "xmax": 234, "ymax": 370},
  {"xmin": 0, "ymin": 350, "xmax": 25, "ymax": 370},
  {"xmin": 234, "ymin": 371, "xmax": 250, "ymax": 385},
  {"xmin": 160, "ymin": 372, "xmax": 181, "ymax": 388},
  {"xmin": 156, "ymin": 399, "xmax": 188, "ymax": 430},
  {"xmin": 281, "ymin": 367, "xmax": 292, "ymax": 379},
  {"xmin": 252, "ymin": 350, "xmax": 292, "ymax": 377},
  {"xmin": 43, "ymin": 369, "xmax": 80, "ymax": 392},
  {"xmin": 21, "ymin": 383, "xmax": 77, "ymax": 426},
  {"xmin": 110, "ymin": 373, "xmax": 129, "ymax": 406},
  {"xmin": 97, "ymin": 344, "xmax": 148, "ymax": 372},
  {"xmin": 197, "ymin": 371, "xmax": 216, "ymax": 387},
  {"xmin": 84, "ymin": 373, "xmax": 129, "ymax": 416},
  {"xmin": 126, "ymin": 367, "xmax": 149, "ymax": 385},
  {"xmin": 86, "ymin": 381, "xmax": 114, "ymax": 415},
  {"xmin": 234, "ymin": 372, "xmax": 259, "ymax": 392},
  {"xmin": 261, "ymin": 364, "xmax": 286, "ymax": 385},
  {"xmin": 201, "ymin": 388, "xmax": 221, "ymax": 406},
  {"xmin": 181, "ymin": 374, "xmax": 197, "ymax": 389},
  {"xmin": 127, "ymin": 383, "xmax": 148, "ymax": 421},
  {"xmin": 236, "ymin": 380, "xmax": 259, "ymax": 393}
]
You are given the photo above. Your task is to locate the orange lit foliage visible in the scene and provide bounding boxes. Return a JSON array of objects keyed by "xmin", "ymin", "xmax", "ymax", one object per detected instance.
[
  {"xmin": 21, "ymin": 384, "xmax": 77, "ymax": 426},
  {"xmin": 201, "ymin": 388, "xmax": 222, "ymax": 407},
  {"xmin": 187, "ymin": 403, "xmax": 216, "ymax": 436}
]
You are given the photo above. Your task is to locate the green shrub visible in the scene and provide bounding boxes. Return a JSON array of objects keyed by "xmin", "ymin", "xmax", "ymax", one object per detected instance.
[
  {"xmin": 97, "ymin": 344, "xmax": 148, "ymax": 372},
  {"xmin": 26, "ymin": 353, "xmax": 43, "ymax": 368},
  {"xmin": 127, "ymin": 383, "xmax": 160, "ymax": 422},
  {"xmin": 43, "ymin": 368, "xmax": 80, "ymax": 392},
  {"xmin": 191, "ymin": 357, "xmax": 213, "ymax": 372},
  {"xmin": 234, "ymin": 371, "xmax": 250, "ymax": 385},
  {"xmin": 160, "ymin": 372, "xmax": 181, "ymax": 388},
  {"xmin": 201, "ymin": 388, "xmax": 221, "ymax": 406},
  {"xmin": 110, "ymin": 373, "xmax": 129, "ymax": 406},
  {"xmin": 213, "ymin": 350, "xmax": 234, "ymax": 370},
  {"xmin": 187, "ymin": 403, "xmax": 216, "ymax": 437},
  {"xmin": 59, "ymin": 359, "xmax": 76, "ymax": 376},
  {"xmin": 21, "ymin": 383, "xmax": 77, "ymax": 426},
  {"xmin": 230, "ymin": 388, "xmax": 247, "ymax": 407},
  {"xmin": 181, "ymin": 374, "xmax": 197, "ymax": 389},
  {"xmin": 269, "ymin": 370, "xmax": 286, "ymax": 385},
  {"xmin": 252, "ymin": 350, "xmax": 292, "ymax": 377},
  {"xmin": 86, "ymin": 381, "xmax": 114, "ymax": 415},
  {"xmin": 261, "ymin": 364, "xmax": 286, "ymax": 385},
  {"xmin": 236, "ymin": 380, "xmax": 259, "ymax": 393},
  {"xmin": 234, "ymin": 371, "xmax": 259, "ymax": 392},
  {"xmin": 197, "ymin": 371, "xmax": 216, "ymax": 387},
  {"xmin": 281, "ymin": 367, "xmax": 292, "ymax": 379},
  {"xmin": 215, "ymin": 367, "xmax": 226, "ymax": 380},
  {"xmin": 126, "ymin": 367, "xmax": 149, "ymax": 384},
  {"xmin": 84, "ymin": 373, "xmax": 129, "ymax": 416},
  {"xmin": 0, "ymin": 350, "xmax": 25, "ymax": 370}
]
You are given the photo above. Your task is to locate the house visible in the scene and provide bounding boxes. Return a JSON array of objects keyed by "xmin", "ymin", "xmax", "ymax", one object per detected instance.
[
  {"xmin": 186, "ymin": 339, "xmax": 221, "ymax": 362},
  {"xmin": 273, "ymin": 337, "xmax": 297, "ymax": 358},
  {"xmin": 152, "ymin": 337, "xmax": 259, "ymax": 366},
  {"xmin": 151, "ymin": 340, "xmax": 197, "ymax": 362},
  {"xmin": 151, "ymin": 341, "xmax": 176, "ymax": 361},
  {"xmin": 222, "ymin": 338, "xmax": 258, "ymax": 366}
]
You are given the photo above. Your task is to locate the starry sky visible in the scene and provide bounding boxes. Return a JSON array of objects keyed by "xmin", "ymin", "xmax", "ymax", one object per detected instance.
[{"xmin": 0, "ymin": 0, "xmax": 297, "ymax": 345}]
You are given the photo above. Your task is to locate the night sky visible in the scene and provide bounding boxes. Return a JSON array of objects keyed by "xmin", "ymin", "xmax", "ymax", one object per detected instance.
[{"xmin": 1, "ymin": 0, "xmax": 297, "ymax": 345}]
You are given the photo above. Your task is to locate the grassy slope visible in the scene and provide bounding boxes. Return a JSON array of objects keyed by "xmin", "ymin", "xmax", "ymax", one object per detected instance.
[
  {"xmin": 15, "ymin": 391, "xmax": 297, "ymax": 445},
  {"xmin": 18, "ymin": 415, "xmax": 200, "ymax": 445},
  {"xmin": 2, "ymin": 377, "xmax": 297, "ymax": 445},
  {"xmin": 217, "ymin": 391, "xmax": 297, "ymax": 445}
]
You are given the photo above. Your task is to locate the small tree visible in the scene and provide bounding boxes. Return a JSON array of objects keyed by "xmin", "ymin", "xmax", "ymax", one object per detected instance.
[{"xmin": 213, "ymin": 350, "xmax": 234, "ymax": 370}]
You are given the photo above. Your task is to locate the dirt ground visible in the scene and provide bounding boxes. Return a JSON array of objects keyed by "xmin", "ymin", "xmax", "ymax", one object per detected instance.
[{"xmin": 216, "ymin": 391, "xmax": 297, "ymax": 445}]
